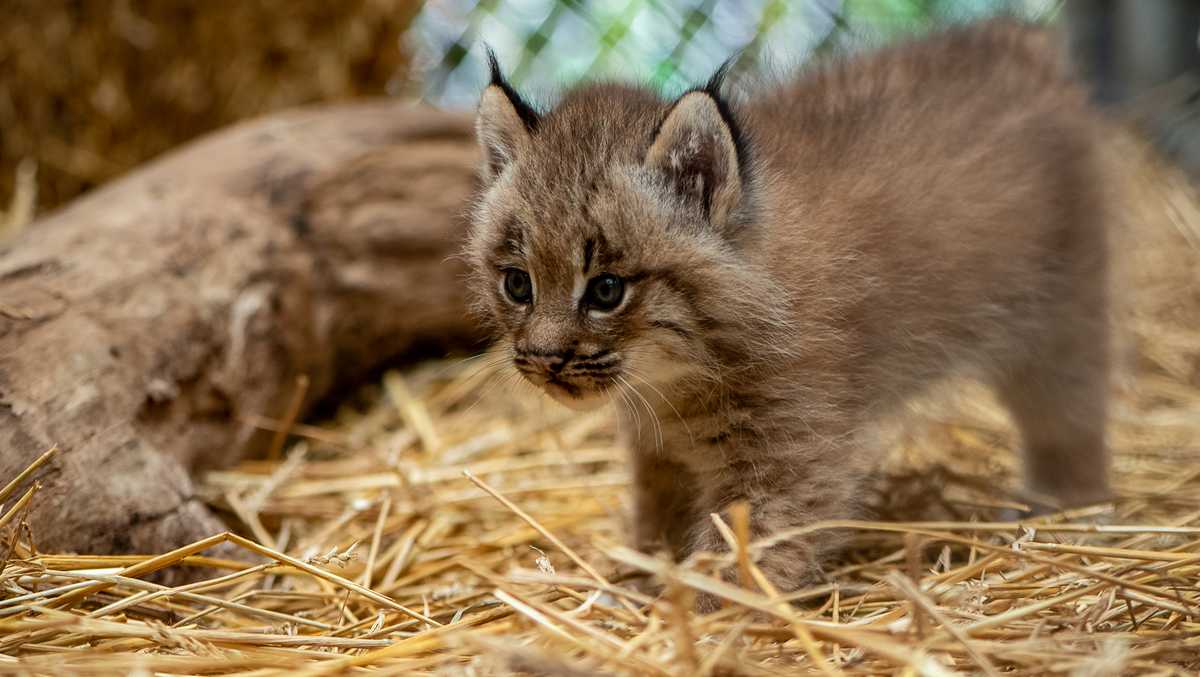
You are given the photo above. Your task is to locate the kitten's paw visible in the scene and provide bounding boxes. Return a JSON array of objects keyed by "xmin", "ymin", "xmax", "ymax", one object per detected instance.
[{"xmin": 1008, "ymin": 485, "xmax": 1117, "ymax": 521}]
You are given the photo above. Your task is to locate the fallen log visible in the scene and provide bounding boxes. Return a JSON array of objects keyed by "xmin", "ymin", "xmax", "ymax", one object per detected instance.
[{"xmin": 0, "ymin": 101, "xmax": 484, "ymax": 554}]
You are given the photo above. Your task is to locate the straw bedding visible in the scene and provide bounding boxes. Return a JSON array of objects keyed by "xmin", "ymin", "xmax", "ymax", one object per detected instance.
[{"xmin": 1, "ymin": 138, "xmax": 1198, "ymax": 675}]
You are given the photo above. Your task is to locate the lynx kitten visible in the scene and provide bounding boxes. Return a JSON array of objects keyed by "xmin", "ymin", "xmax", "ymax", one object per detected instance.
[{"xmin": 466, "ymin": 20, "xmax": 1112, "ymax": 607}]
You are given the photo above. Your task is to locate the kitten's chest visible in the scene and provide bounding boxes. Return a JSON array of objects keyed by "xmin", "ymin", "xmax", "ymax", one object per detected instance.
[{"xmin": 615, "ymin": 401, "xmax": 738, "ymax": 473}]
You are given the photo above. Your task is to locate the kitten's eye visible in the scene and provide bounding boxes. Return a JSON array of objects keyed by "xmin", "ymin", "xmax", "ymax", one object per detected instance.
[
  {"xmin": 504, "ymin": 268, "xmax": 533, "ymax": 304},
  {"xmin": 585, "ymin": 273, "xmax": 624, "ymax": 311}
]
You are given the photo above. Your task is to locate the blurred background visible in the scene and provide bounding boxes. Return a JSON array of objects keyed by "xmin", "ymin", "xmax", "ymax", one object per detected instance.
[{"xmin": 1, "ymin": 0, "xmax": 1198, "ymax": 226}]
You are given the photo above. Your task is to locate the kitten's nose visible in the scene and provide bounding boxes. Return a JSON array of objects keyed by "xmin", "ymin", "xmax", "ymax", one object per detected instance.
[
  {"xmin": 544, "ymin": 354, "xmax": 566, "ymax": 374},
  {"xmin": 522, "ymin": 348, "xmax": 574, "ymax": 374}
]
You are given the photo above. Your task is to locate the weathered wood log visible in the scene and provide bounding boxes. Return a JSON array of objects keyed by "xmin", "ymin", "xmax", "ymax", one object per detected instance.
[{"xmin": 0, "ymin": 102, "xmax": 484, "ymax": 554}]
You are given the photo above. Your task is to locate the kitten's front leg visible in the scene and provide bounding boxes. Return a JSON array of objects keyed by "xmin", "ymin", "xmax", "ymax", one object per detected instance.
[
  {"xmin": 630, "ymin": 451, "xmax": 700, "ymax": 560},
  {"xmin": 686, "ymin": 446, "xmax": 863, "ymax": 613}
]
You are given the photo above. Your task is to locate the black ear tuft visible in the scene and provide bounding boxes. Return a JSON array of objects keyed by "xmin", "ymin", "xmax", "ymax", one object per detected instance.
[
  {"xmin": 695, "ymin": 55, "xmax": 747, "ymax": 172},
  {"xmin": 485, "ymin": 46, "xmax": 504, "ymax": 87},
  {"xmin": 484, "ymin": 46, "xmax": 540, "ymax": 133},
  {"xmin": 702, "ymin": 55, "xmax": 736, "ymax": 97}
]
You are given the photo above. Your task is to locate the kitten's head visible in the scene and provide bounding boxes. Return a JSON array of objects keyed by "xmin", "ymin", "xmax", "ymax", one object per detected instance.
[{"xmin": 465, "ymin": 54, "xmax": 760, "ymax": 410}]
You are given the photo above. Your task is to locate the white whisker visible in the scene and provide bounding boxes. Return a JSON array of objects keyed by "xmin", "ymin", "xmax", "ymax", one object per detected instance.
[
  {"xmin": 617, "ymin": 374, "xmax": 663, "ymax": 456},
  {"xmin": 613, "ymin": 379, "xmax": 642, "ymax": 440},
  {"xmin": 623, "ymin": 367, "xmax": 695, "ymax": 449}
]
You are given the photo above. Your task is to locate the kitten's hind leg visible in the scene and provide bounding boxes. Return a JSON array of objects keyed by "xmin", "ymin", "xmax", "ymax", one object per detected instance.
[{"xmin": 997, "ymin": 320, "xmax": 1112, "ymax": 514}]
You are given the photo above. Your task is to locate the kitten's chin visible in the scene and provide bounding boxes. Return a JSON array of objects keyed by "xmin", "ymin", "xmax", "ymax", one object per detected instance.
[{"xmin": 544, "ymin": 384, "xmax": 608, "ymax": 412}]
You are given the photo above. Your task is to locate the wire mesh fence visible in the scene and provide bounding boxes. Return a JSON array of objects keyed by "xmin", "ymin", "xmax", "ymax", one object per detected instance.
[{"xmin": 406, "ymin": 0, "xmax": 1059, "ymax": 109}]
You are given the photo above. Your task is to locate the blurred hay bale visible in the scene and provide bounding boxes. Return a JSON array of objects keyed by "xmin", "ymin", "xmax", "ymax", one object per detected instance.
[{"xmin": 0, "ymin": 0, "xmax": 420, "ymax": 213}]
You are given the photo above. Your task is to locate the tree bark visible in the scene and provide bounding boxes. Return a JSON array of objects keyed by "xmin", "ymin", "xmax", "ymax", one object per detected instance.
[{"xmin": 0, "ymin": 101, "xmax": 484, "ymax": 555}]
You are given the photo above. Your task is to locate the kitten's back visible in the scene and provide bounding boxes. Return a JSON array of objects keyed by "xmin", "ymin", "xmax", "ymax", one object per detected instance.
[
  {"xmin": 746, "ymin": 20, "xmax": 1110, "ymax": 392},
  {"xmin": 737, "ymin": 19, "xmax": 1113, "ymax": 506}
]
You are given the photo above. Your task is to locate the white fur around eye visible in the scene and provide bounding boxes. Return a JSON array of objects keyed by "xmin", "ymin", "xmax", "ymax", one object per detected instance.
[{"xmin": 572, "ymin": 272, "xmax": 586, "ymax": 308}]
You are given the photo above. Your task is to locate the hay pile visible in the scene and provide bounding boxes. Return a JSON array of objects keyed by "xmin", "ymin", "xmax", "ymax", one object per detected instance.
[
  {"xmin": 0, "ymin": 0, "xmax": 419, "ymax": 214},
  {"xmin": 1, "ymin": 140, "xmax": 1199, "ymax": 675}
]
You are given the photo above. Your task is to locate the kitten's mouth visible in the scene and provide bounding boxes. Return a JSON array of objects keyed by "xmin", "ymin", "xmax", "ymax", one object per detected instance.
[
  {"xmin": 543, "ymin": 375, "xmax": 580, "ymax": 397},
  {"xmin": 542, "ymin": 377, "xmax": 609, "ymax": 411},
  {"xmin": 514, "ymin": 370, "xmax": 612, "ymax": 411}
]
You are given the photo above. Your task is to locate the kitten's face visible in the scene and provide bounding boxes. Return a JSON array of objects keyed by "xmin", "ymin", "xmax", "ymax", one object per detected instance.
[
  {"xmin": 467, "ymin": 71, "xmax": 746, "ymax": 410},
  {"xmin": 472, "ymin": 165, "xmax": 706, "ymax": 410}
]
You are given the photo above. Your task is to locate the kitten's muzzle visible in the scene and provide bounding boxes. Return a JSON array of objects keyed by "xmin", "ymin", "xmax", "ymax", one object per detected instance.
[
  {"xmin": 512, "ymin": 348, "xmax": 621, "ymax": 404},
  {"xmin": 514, "ymin": 348, "xmax": 574, "ymax": 376}
]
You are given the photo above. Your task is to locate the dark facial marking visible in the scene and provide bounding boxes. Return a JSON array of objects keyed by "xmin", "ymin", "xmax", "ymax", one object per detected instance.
[
  {"xmin": 650, "ymin": 319, "xmax": 694, "ymax": 340},
  {"xmin": 575, "ymin": 348, "xmax": 614, "ymax": 363},
  {"xmin": 579, "ymin": 227, "xmax": 619, "ymax": 272},
  {"xmin": 502, "ymin": 217, "xmax": 525, "ymax": 258},
  {"xmin": 571, "ymin": 354, "xmax": 621, "ymax": 371},
  {"xmin": 583, "ymin": 238, "xmax": 596, "ymax": 274}
]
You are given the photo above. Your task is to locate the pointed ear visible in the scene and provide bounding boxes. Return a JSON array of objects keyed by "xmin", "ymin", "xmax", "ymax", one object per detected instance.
[
  {"xmin": 476, "ymin": 51, "xmax": 539, "ymax": 182},
  {"xmin": 644, "ymin": 88, "xmax": 743, "ymax": 228}
]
